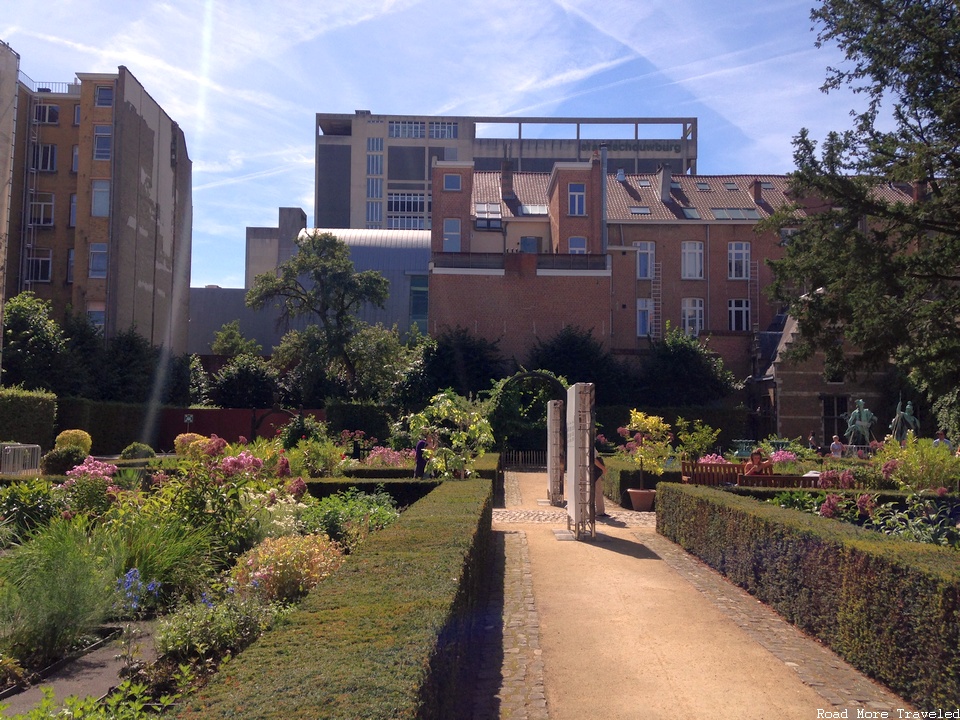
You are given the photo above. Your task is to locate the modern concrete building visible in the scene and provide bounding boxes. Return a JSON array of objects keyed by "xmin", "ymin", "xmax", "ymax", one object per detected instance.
[
  {"xmin": 0, "ymin": 43, "xmax": 192, "ymax": 353},
  {"xmin": 315, "ymin": 111, "xmax": 697, "ymax": 230}
]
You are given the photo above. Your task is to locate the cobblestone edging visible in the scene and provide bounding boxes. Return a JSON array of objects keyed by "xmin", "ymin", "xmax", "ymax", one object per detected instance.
[{"xmin": 638, "ymin": 532, "xmax": 912, "ymax": 713}]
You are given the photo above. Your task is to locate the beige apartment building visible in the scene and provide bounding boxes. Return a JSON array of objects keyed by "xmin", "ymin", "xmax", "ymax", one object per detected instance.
[
  {"xmin": 315, "ymin": 110, "xmax": 697, "ymax": 230},
  {"xmin": 0, "ymin": 42, "xmax": 192, "ymax": 353}
]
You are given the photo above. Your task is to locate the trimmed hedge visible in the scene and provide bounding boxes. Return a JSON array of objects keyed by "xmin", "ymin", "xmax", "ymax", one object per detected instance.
[
  {"xmin": 656, "ymin": 482, "xmax": 960, "ymax": 707},
  {"xmin": 178, "ymin": 478, "xmax": 494, "ymax": 720},
  {"xmin": 0, "ymin": 387, "xmax": 57, "ymax": 450},
  {"xmin": 56, "ymin": 398, "xmax": 153, "ymax": 454}
]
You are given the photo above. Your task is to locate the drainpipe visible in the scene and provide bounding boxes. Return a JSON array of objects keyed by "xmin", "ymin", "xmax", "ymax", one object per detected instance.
[{"xmin": 600, "ymin": 144, "xmax": 608, "ymax": 254}]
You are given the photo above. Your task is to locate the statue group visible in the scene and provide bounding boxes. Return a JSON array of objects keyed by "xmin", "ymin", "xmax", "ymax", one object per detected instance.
[
  {"xmin": 889, "ymin": 400, "xmax": 920, "ymax": 445},
  {"xmin": 844, "ymin": 398, "xmax": 876, "ymax": 446}
]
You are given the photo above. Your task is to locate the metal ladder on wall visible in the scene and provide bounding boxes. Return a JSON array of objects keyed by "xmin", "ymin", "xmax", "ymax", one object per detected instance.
[
  {"xmin": 651, "ymin": 261, "xmax": 663, "ymax": 340},
  {"xmin": 20, "ymin": 92, "xmax": 39, "ymax": 291}
]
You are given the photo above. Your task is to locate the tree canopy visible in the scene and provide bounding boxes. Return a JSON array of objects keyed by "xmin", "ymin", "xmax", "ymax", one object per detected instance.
[
  {"xmin": 245, "ymin": 231, "xmax": 389, "ymax": 385},
  {"xmin": 765, "ymin": 0, "xmax": 960, "ymax": 428}
]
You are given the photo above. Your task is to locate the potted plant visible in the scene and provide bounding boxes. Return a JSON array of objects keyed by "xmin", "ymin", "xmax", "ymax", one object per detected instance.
[{"xmin": 622, "ymin": 410, "xmax": 673, "ymax": 512}]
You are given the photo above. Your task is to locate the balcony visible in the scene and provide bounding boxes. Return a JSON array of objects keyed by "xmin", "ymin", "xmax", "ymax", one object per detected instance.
[{"xmin": 430, "ymin": 251, "xmax": 609, "ymax": 275}]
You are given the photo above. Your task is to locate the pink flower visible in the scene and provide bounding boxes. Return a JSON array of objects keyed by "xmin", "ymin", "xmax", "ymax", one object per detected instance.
[
  {"xmin": 819, "ymin": 494, "xmax": 842, "ymax": 518},
  {"xmin": 285, "ymin": 477, "xmax": 307, "ymax": 500},
  {"xmin": 698, "ymin": 454, "xmax": 731, "ymax": 464},
  {"xmin": 276, "ymin": 456, "xmax": 291, "ymax": 477},
  {"xmin": 856, "ymin": 494, "xmax": 875, "ymax": 516}
]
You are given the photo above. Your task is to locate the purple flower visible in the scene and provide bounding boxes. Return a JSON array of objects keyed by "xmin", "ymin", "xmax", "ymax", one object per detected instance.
[
  {"xmin": 856, "ymin": 494, "xmax": 875, "ymax": 516},
  {"xmin": 819, "ymin": 494, "xmax": 842, "ymax": 518}
]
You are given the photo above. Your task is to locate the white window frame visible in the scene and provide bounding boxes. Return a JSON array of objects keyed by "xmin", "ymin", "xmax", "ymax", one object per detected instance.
[
  {"xmin": 25, "ymin": 248, "xmax": 52, "ymax": 283},
  {"xmin": 93, "ymin": 125, "xmax": 111, "ymax": 161},
  {"xmin": 443, "ymin": 173, "xmax": 461, "ymax": 191},
  {"xmin": 34, "ymin": 104, "xmax": 59, "ymax": 125},
  {"xmin": 728, "ymin": 299, "xmax": 750, "ymax": 332},
  {"xmin": 388, "ymin": 121, "xmax": 425, "ymax": 138},
  {"xmin": 634, "ymin": 241, "xmax": 655, "ymax": 279},
  {"xmin": 91, "ymin": 180, "xmax": 110, "ymax": 217},
  {"xmin": 681, "ymin": 241, "xmax": 703, "ymax": 279},
  {"xmin": 67, "ymin": 248, "xmax": 75, "ymax": 283},
  {"xmin": 89, "ymin": 242, "xmax": 107, "ymax": 278},
  {"xmin": 73, "ymin": 104, "xmax": 81, "ymax": 125},
  {"xmin": 637, "ymin": 298, "xmax": 653, "ymax": 337},
  {"xmin": 366, "ymin": 177, "xmax": 382, "ymax": 199},
  {"xmin": 568, "ymin": 236, "xmax": 587, "ymax": 254},
  {"xmin": 568, "ymin": 183, "xmax": 586, "ymax": 216},
  {"xmin": 428, "ymin": 121, "xmax": 458, "ymax": 139},
  {"xmin": 69, "ymin": 193, "xmax": 77, "ymax": 227},
  {"xmin": 32, "ymin": 144, "xmax": 57, "ymax": 172},
  {"xmin": 29, "ymin": 192, "xmax": 55, "ymax": 226},
  {"xmin": 366, "ymin": 137, "xmax": 383, "ymax": 152},
  {"xmin": 95, "ymin": 85, "xmax": 113, "ymax": 107},
  {"xmin": 475, "ymin": 202, "xmax": 501, "ymax": 229},
  {"xmin": 365, "ymin": 201, "xmax": 382, "ymax": 224},
  {"xmin": 728, "ymin": 241, "xmax": 750, "ymax": 280},
  {"xmin": 681, "ymin": 298, "xmax": 704, "ymax": 336},
  {"xmin": 72, "ymin": 145, "xmax": 79, "ymax": 173},
  {"xmin": 366, "ymin": 153, "xmax": 382, "ymax": 176},
  {"xmin": 443, "ymin": 218, "xmax": 461, "ymax": 252}
]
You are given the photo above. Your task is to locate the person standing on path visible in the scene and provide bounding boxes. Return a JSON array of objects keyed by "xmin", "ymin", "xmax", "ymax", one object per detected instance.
[{"xmin": 592, "ymin": 455, "xmax": 608, "ymax": 517}]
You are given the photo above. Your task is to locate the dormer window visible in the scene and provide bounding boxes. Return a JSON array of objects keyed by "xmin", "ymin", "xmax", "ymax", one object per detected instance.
[{"xmin": 475, "ymin": 202, "xmax": 502, "ymax": 229}]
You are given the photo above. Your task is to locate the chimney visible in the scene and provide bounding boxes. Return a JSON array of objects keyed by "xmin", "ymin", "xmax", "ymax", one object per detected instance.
[
  {"xmin": 656, "ymin": 163, "xmax": 671, "ymax": 202},
  {"xmin": 752, "ymin": 178, "xmax": 763, "ymax": 204},
  {"xmin": 913, "ymin": 179, "xmax": 927, "ymax": 202},
  {"xmin": 616, "ymin": 168, "xmax": 626, "ymax": 182},
  {"xmin": 501, "ymin": 158, "xmax": 515, "ymax": 200}
]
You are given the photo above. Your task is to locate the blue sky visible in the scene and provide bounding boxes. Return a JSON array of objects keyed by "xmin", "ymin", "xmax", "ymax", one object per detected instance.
[{"xmin": 2, "ymin": 0, "xmax": 864, "ymax": 289}]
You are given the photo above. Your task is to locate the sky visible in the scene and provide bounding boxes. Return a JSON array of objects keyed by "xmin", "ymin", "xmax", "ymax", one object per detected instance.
[{"xmin": 1, "ymin": 0, "xmax": 867, "ymax": 289}]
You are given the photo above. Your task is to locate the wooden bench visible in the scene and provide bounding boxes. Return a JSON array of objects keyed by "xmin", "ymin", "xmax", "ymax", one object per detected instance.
[
  {"xmin": 681, "ymin": 460, "xmax": 747, "ymax": 486},
  {"xmin": 737, "ymin": 474, "xmax": 820, "ymax": 489}
]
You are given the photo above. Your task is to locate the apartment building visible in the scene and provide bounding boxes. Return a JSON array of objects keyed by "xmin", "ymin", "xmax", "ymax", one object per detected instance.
[
  {"xmin": 428, "ymin": 151, "xmax": 915, "ymax": 438},
  {"xmin": 0, "ymin": 42, "xmax": 192, "ymax": 353},
  {"xmin": 315, "ymin": 110, "xmax": 697, "ymax": 230}
]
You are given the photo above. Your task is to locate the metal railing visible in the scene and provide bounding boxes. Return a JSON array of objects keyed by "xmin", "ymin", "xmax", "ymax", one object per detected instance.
[
  {"xmin": 500, "ymin": 449, "xmax": 547, "ymax": 470},
  {"xmin": 1, "ymin": 444, "xmax": 41, "ymax": 476}
]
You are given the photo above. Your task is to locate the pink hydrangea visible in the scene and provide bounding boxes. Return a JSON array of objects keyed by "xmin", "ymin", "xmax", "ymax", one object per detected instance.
[
  {"xmin": 770, "ymin": 450, "xmax": 797, "ymax": 464},
  {"xmin": 66, "ymin": 456, "xmax": 117, "ymax": 482},
  {"xmin": 285, "ymin": 477, "xmax": 307, "ymax": 501},
  {"xmin": 819, "ymin": 493, "xmax": 842, "ymax": 518},
  {"xmin": 856, "ymin": 494, "xmax": 875, "ymax": 516},
  {"xmin": 698, "ymin": 454, "xmax": 731, "ymax": 464},
  {"xmin": 219, "ymin": 450, "xmax": 264, "ymax": 477}
]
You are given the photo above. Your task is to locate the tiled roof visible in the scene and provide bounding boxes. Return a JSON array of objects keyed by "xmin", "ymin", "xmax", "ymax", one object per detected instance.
[{"xmin": 469, "ymin": 172, "xmax": 915, "ymax": 222}]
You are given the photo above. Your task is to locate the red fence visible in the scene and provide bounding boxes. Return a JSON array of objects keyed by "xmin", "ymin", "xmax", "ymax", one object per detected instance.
[{"xmin": 156, "ymin": 408, "xmax": 325, "ymax": 451}]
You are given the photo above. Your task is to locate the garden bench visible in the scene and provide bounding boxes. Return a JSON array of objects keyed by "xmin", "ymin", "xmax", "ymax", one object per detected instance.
[
  {"xmin": 680, "ymin": 460, "xmax": 747, "ymax": 486},
  {"xmin": 736, "ymin": 474, "xmax": 820, "ymax": 489}
]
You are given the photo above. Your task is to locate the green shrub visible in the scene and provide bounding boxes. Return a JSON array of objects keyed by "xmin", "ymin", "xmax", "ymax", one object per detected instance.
[
  {"xmin": 54, "ymin": 429, "xmax": 92, "ymax": 455},
  {"xmin": 286, "ymin": 437, "xmax": 345, "ymax": 478},
  {"xmin": 278, "ymin": 415, "xmax": 326, "ymax": 451},
  {"xmin": 230, "ymin": 534, "xmax": 344, "ymax": 604},
  {"xmin": 119, "ymin": 442, "xmax": 155, "ymax": 460},
  {"xmin": 0, "ymin": 479, "xmax": 60, "ymax": 543},
  {"xmin": 39, "ymin": 445, "xmax": 86, "ymax": 476},
  {"xmin": 154, "ymin": 594, "xmax": 288, "ymax": 662},
  {"xmin": 173, "ymin": 433, "xmax": 205, "ymax": 457},
  {"xmin": 299, "ymin": 486, "xmax": 399, "ymax": 551},
  {"xmin": 0, "ymin": 518, "xmax": 115, "ymax": 668}
]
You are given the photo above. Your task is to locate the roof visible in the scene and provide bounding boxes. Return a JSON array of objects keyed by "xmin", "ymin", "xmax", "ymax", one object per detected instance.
[
  {"xmin": 469, "ymin": 172, "xmax": 916, "ymax": 223},
  {"xmin": 303, "ymin": 228, "xmax": 431, "ymax": 249}
]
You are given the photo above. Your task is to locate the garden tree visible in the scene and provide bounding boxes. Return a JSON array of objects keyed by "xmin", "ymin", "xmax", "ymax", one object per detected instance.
[
  {"xmin": 162, "ymin": 353, "xmax": 193, "ymax": 406},
  {"xmin": 59, "ymin": 312, "xmax": 105, "ymax": 399},
  {"xmin": 764, "ymin": 0, "xmax": 960, "ymax": 431},
  {"xmin": 526, "ymin": 326, "xmax": 638, "ymax": 406},
  {"xmin": 210, "ymin": 320, "xmax": 262, "ymax": 357},
  {"xmin": 487, "ymin": 370, "xmax": 567, "ymax": 451},
  {"xmin": 270, "ymin": 326, "xmax": 336, "ymax": 408},
  {"xmin": 638, "ymin": 325, "xmax": 740, "ymax": 407},
  {"xmin": 1, "ymin": 292, "xmax": 69, "ymax": 394},
  {"xmin": 343, "ymin": 323, "xmax": 423, "ymax": 404},
  {"xmin": 208, "ymin": 354, "xmax": 279, "ymax": 408},
  {"xmin": 99, "ymin": 328, "xmax": 161, "ymax": 403},
  {"xmin": 189, "ymin": 354, "xmax": 211, "ymax": 406},
  {"xmin": 418, "ymin": 326, "xmax": 508, "ymax": 399},
  {"xmin": 405, "ymin": 389, "xmax": 494, "ymax": 480},
  {"xmin": 246, "ymin": 230, "xmax": 389, "ymax": 386},
  {"xmin": 624, "ymin": 410, "xmax": 674, "ymax": 476}
]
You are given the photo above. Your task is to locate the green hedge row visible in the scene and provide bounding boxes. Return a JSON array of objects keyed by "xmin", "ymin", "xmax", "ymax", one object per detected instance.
[
  {"xmin": 178, "ymin": 478, "xmax": 494, "ymax": 720},
  {"xmin": 0, "ymin": 387, "xmax": 57, "ymax": 450},
  {"xmin": 656, "ymin": 482, "xmax": 960, "ymax": 707},
  {"xmin": 56, "ymin": 398, "xmax": 152, "ymax": 454}
]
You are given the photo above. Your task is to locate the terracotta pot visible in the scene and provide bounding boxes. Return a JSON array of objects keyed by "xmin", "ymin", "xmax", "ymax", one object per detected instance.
[{"xmin": 626, "ymin": 488, "xmax": 656, "ymax": 512}]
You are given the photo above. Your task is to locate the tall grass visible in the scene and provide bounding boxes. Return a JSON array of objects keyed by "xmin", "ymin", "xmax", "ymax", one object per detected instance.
[{"xmin": 0, "ymin": 518, "xmax": 115, "ymax": 667}]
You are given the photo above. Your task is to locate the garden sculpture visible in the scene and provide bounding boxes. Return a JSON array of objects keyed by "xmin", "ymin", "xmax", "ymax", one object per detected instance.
[
  {"xmin": 889, "ymin": 400, "xmax": 920, "ymax": 446},
  {"xmin": 845, "ymin": 398, "xmax": 876, "ymax": 446}
]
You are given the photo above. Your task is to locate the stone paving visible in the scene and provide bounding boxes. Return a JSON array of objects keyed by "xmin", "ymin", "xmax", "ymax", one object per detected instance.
[{"xmin": 472, "ymin": 472, "xmax": 911, "ymax": 719}]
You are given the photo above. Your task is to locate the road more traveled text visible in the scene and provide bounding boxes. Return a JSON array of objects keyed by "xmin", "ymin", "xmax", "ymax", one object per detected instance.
[{"xmin": 817, "ymin": 710, "xmax": 960, "ymax": 718}]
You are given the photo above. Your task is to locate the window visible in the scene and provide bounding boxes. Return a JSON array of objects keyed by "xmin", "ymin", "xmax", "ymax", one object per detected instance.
[
  {"xmin": 568, "ymin": 236, "xmax": 587, "ymax": 254},
  {"xmin": 681, "ymin": 207, "xmax": 701, "ymax": 219},
  {"xmin": 409, "ymin": 275, "xmax": 428, "ymax": 331},
  {"xmin": 33, "ymin": 104, "xmax": 59, "ymax": 124},
  {"xmin": 366, "ymin": 153, "xmax": 382, "ymax": 175},
  {"xmin": 387, "ymin": 192, "xmax": 425, "ymax": 214},
  {"xmin": 630, "ymin": 206, "xmax": 651, "ymax": 215},
  {"xmin": 475, "ymin": 202, "xmax": 501, "ymax": 229},
  {"xmin": 25, "ymin": 248, "xmax": 52, "ymax": 283},
  {"xmin": 761, "ymin": 181, "xmax": 774, "ymax": 190},
  {"xmin": 681, "ymin": 298, "xmax": 704, "ymax": 336},
  {"xmin": 95, "ymin": 85, "xmax": 113, "ymax": 107},
  {"xmin": 72, "ymin": 145, "xmax": 79, "ymax": 172},
  {"xmin": 724, "ymin": 182, "xmax": 738, "ymax": 191},
  {"xmin": 87, "ymin": 309, "xmax": 105, "ymax": 329},
  {"xmin": 712, "ymin": 207, "xmax": 761, "ymax": 220},
  {"xmin": 366, "ymin": 177, "xmax": 382, "ymax": 199},
  {"xmin": 822, "ymin": 395, "xmax": 849, "ymax": 441},
  {"xmin": 696, "ymin": 182, "xmax": 710, "ymax": 191},
  {"xmin": 67, "ymin": 249, "xmax": 74, "ymax": 283},
  {"xmin": 637, "ymin": 298, "xmax": 653, "ymax": 337},
  {"xmin": 388, "ymin": 121, "xmax": 425, "ymax": 138},
  {"xmin": 779, "ymin": 228, "xmax": 798, "ymax": 245},
  {"xmin": 69, "ymin": 194, "xmax": 77, "ymax": 227},
  {"xmin": 387, "ymin": 216, "xmax": 424, "ymax": 230},
  {"xmin": 728, "ymin": 241, "xmax": 750, "ymax": 279},
  {"xmin": 29, "ymin": 192, "xmax": 54, "ymax": 226},
  {"xmin": 428, "ymin": 121, "xmax": 458, "ymax": 139},
  {"xmin": 634, "ymin": 241, "xmax": 655, "ymax": 279},
  {"xmin": 520, "ymin": 236, "xmax": 540, "ymax": 253},
  {"xmin": 89, "ymin": 243, "xmax": 107, "ymax": 278},
  {"xmin": 681, "ymin": 241, "xmax": 703, "ymax": 279},
  {"xmin": 73, "ymin": 104, "xmax": 81, "ymax": 125},
  {"xmin": 443, "ymin": 173, "xmax": 461, "ymax": 191},
  {"xmin": 91, "ymin": 180, "xmax": 110, "ymax": 217},
  {"xmin": 31, "ymin": 144, "xmax": 57, "ymax": 172},
  {"xmin": 365, "ymin": 201, "xmax": 382, "ymax": 224},
  {"xmin": 568, "ymin": 183, "xmax": 586, "ymax": 216},
  {"xmin": 637, "ymin": 179, "xmax": 651, "ymax": 187},
  {"xmin": 728, "ymin": 299, "xmax": 750, "ymax": 331},
  {"xmin": 93, "ymin": 125, "xmax": 111, "ymax": 161},
  {"xmin": 366, "ymin": 137, "xmax": 383, "ymax": 152},
  {"xmin": 442, "ymin": 218, "xmax": 461, "ymax": 252}
]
